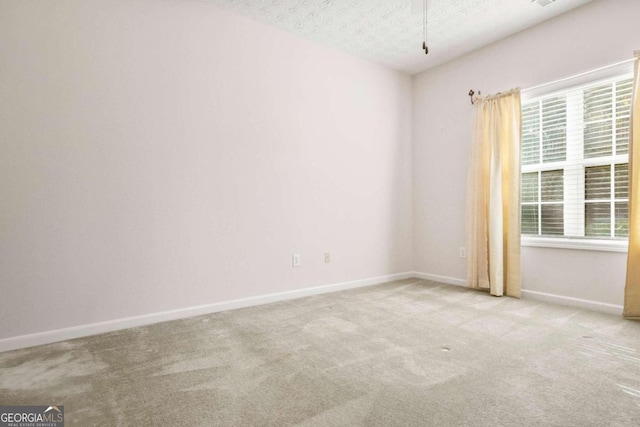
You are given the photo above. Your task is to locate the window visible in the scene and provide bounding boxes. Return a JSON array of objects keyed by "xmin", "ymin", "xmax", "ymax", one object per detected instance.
[{"xmin": 520, "ymin": 71, "xmax": 632, "ymax": 248}]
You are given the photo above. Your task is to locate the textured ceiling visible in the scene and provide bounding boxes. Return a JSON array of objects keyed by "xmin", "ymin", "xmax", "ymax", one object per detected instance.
[{"xmin": 208, "ymin": 0, "xmax": 593, "ymax": 75}]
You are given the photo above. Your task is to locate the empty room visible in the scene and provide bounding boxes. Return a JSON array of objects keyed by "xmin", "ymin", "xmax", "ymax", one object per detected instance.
[{"xmin": 1, "ymin": 0, "xmax": 640, "ymax": 425}]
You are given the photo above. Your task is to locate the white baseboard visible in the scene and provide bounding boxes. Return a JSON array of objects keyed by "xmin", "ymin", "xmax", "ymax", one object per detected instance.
[
  {"xmin": 412, "ymin": 272, "xmax": 467, "ymax": 287},
  {"xmin": 0, "ymin": 272, "xmax": 413, "ymax": 353},
  {"xmin": 412, "ymin": 271, "xmax": 623, "ymax": 316},
  {"xmin": 521, "ymin": 289, "xmax": 623, "ymax": 316},
  {"xmin": 1, "ymin": 271, "xmax": 623, "ymax": 353}
]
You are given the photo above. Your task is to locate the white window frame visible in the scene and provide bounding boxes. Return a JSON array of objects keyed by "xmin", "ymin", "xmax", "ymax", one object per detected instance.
[{"xmin": 520, "ymin": 62, "xmax": 633, "ymax": 253}]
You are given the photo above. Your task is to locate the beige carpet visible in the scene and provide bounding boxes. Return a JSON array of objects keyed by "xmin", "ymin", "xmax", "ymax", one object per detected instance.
[{"xmin": 1, "ymin": 279, "xmax": 640, "ymax": 426}]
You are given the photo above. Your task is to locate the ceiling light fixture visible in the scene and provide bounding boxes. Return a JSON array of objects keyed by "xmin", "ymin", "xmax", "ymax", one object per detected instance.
[
  {"xmin": 422, "ymin": 0, "xmax": 429, "ymax": 54},
  {"xmin": 532, "ymin": 0, "xmax": 556, "ymax": 7}
]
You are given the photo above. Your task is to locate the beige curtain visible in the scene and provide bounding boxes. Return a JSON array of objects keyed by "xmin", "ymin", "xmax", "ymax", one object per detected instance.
[
  {"xmin": 466, "ymin": 89, "xmax": 521, "ymax": 297},
  {"xmin": 624, "ymin": 52, "xmax": 640, "ymax": 319}
]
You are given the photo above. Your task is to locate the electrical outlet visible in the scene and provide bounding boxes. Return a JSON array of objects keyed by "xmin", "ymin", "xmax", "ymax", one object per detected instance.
[
  {"xmin": 324, "ymin": 252, "xmax": 331, "ymax": 263},
  {"xmin": 459, "ymin": 247, "xmax": 466, "ymax": 258},
  {"xmin": 292, "ymin": 254, "xmax": 301, "ymax": 267}
]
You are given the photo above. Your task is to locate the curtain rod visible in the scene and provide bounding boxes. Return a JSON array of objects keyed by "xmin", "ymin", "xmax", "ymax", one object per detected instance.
[{"xmin": 468, "ymin": 56, "xmax": 637, "ymax": 105}]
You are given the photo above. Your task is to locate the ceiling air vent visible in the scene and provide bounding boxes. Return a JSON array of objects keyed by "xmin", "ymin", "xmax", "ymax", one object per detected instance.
[{"xmin": 532, "ymin": 0, "xmax": 556, "ymax": 6}]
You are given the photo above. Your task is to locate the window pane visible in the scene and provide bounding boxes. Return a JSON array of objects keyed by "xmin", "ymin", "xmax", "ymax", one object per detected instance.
[
  {"xmin": 616, "ymin": 116, "xmax": 629, "ymax": 154},
  {"xmin": 584, "ymin": 121, "xmax": 613, "ymax": 158},
  {"xmin": 615, "ymin": 202, "xmax": 629, "ymax": 237},
  {"xmin": 616, "ymin": 78, "xmax": 633, "ymax": 116},
  {"xmin": 584, "ymin": 84, "xmax": 612, "ymax": 122},
  {"xmin": 522, "ymin": 103, "xmax": 540, "ymax": 165},
  {"xmin": 541, "ymin": 204, "xmax": 564, "ymax": 236},
  {"xmin": 522, "ymin": 205, "xmax": 539, "ymax": 235},
  {"xmin": 585, "ymin": 165, "xmax": 611, "ymax": 200},
  {"xmin": 615, "ymin": 163, "xmax": 629, "ymax": 199},
  {"xmin": 522, "ymin": 172, "xmax": 538, "ymax": 203},
  {"xmin": 585, "ymin": 202, "xmax": 611, "ymax": 237},
  {"xmin": 542, "ymin": 97, "xmax": 566, "ymax": 163},
  {"xmin": 541, "ymin": 170, "xmax": 563, "ymax": 202},
  {"xmin": 543, "ymin": 97, "xmax": 567, "ymax": 127},
  {"xmin": 543, "ymin": 128, "xmax": 567, "ymax": 162},
  {"xmin": 615, "ymin": 78, "xmax": 633, "ymax": 155}
]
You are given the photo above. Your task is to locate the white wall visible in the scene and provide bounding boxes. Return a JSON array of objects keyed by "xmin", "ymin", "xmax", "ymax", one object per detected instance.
[
  {"xmin": 413, "ymin": 0, "xmax": 640, "ymax": 308},
  {"xmin": 0, "ymin": 0, "xmax": 413, "ymax": 340}
]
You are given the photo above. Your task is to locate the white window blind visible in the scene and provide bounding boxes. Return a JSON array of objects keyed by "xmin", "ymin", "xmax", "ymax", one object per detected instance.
[{"xmin": 521, "ymin": 71, "xmax": 632, "ymax": 242}]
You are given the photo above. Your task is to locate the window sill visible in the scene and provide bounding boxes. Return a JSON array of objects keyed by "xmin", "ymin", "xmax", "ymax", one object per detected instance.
[{"xmin": 521, "ymin": 236, "xmax": 628, "ymax": 253}]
